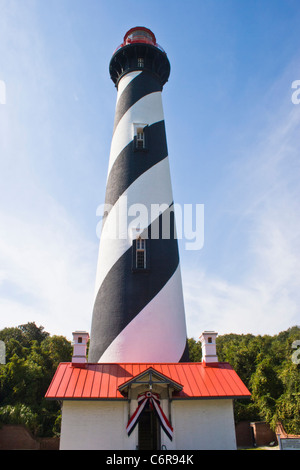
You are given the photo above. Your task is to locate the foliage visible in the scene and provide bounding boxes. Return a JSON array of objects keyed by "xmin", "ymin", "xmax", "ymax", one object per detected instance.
[
  {"xmin": 0, "ymin": 322, "xmax": 72, "ymax": 437},
  {"xmin": 187, "ymin": 338, "xmax": 202, "ymax": 362},
  {"xmin": 1, "ymin": 322, "xmax": 299, "ymax": 437},
  {"xmin": 271, "ymin": 361, "xmax": 300, "ymax": 434},
  {"xmin": 0, "ymin": 403, "xmax": 39, "ymax": 434},
  {"xmin": 188, "ymin": 326, "xmax": 300, "ymax": 433}
]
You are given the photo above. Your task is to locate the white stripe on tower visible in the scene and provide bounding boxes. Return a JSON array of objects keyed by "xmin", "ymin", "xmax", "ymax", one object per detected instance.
[
  {"xmin": 93, "ymin": 157, "xmax": 173, "ymax": 300},
  {"xmin": 99, "ymin": 265, "xmax": 187, "ymax": 362},
  {"xmin": 88, "ymin": 27, "xmax": 189, "ymax": 363},
  {"xmin": 108, "ymin": 91, "xmax": 165, "ymax": 176},
  {"xmin": 116, "ymin": 70, "xmax": 142, "ymax": 104}
]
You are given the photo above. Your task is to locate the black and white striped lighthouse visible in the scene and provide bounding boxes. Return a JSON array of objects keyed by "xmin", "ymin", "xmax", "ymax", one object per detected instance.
[{"xmin": 88, "ymin": 27, "xmax": 189, "ymax": 363}]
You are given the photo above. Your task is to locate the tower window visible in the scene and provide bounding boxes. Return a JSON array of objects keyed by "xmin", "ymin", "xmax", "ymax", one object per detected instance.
[
  {"xmin": 132, "ymin": 235, "xmax": 149, "ymax": 271},
  {"xmin": 133, "ymin": 123, "xmax": 148, "ymax": 152},
  {"xmin": 78, "ymin": 337, "xmax": 82, "ymax": 344},
  {"xmin": 137, "ymin": 57, "xmax": 144, "ymax": 68},
  {"xmin": 136, "ymin": 128, "xmax": 145, "ymax": 149},
  {"xmin": 136, "ymin": 237, "xmax": 146, "ymax": 269}
]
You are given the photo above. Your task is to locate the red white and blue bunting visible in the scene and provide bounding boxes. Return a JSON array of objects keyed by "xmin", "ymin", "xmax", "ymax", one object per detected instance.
[{"xmin": 126, "ymin": 391, "xmax": 173, "ymax": 441}]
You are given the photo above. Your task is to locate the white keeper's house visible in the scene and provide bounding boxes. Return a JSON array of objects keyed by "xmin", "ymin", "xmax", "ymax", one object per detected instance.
[{"xmin": 46, "ymin": 330, "xmax": 250, "ymax": 450}]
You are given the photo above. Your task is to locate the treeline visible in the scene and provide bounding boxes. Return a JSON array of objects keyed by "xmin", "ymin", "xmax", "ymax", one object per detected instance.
[
  {"xmin": 189, "ymin": 326, "xmax": 300, "ymax": 434},
  {"xmin": 0, "ymin": 322, "xmax": 72, "ymax": 437},
  {"xmin": 0, "ymin": 322, "xmax": 299, "ymax": 437}
]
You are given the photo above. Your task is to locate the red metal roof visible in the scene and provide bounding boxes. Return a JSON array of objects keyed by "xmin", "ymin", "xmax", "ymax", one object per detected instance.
[{"xmin": 45, "ymin": 362, "xmax": 251, "ymax": 401}]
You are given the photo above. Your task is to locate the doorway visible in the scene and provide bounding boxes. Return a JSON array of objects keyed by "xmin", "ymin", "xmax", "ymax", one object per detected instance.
[{"xmin": 138, "ymin": 407, "xmax": 161, "ymax": 450}]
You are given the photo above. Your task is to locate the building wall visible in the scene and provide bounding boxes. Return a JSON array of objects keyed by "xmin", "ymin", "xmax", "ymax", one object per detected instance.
[
  {"xmin": 59, "ymin": 400, "xmax": 136, "ymax": 450},
  {"xmin": 170, "ymin": 399, "xmax": 237, "ymax": 450},
  {"xmin": 59, "ymin": 398, "xmax": 237, "ymax": 450}
]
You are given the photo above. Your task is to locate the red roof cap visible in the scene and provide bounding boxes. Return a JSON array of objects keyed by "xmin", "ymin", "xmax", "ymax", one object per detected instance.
[
  {"xmin": 113, "ymin": 27, "xmax": 166, "ymax": 54},
  {"xmin": 124, "ymin": 27, "xmax": 156, "ymax": 46}
]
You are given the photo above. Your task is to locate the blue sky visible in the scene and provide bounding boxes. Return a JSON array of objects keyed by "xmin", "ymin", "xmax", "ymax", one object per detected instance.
[{"xmin": 0, "ymin": 0, "xmax": 300, "ymax": 340}]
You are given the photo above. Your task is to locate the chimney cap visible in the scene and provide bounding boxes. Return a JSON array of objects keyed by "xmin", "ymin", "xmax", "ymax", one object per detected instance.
[
  {"xmin": 72, "ymin": 331, "xmax": 89, "ymax": 341},
  {"xmin": 199, "ymin": 331, "xmax": 218, "ymax": 341}
]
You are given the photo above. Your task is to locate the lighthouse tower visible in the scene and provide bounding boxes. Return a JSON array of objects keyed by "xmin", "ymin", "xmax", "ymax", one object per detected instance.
[
  {"xmin": 46, "ymin": 28, "xmax": 251, "ymax": 450},
  {"xmin": 88, "ymin": 27, "xmax": 189, "ymax": 363}
]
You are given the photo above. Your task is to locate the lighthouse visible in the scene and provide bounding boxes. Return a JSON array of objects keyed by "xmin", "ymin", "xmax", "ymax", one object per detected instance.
[
  {"xmin": 88, "ymin": 27, "xmax": 189, "ymax": 363},
  {"xmin": 46, "ymin": 28, "xmax": 251, "ymax": 451}
]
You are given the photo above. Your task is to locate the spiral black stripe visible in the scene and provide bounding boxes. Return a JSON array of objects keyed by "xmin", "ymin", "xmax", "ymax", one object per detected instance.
[
  {"xmin": 88, "ymin": 207, "xmax": 179, "ymax": 363},
  {"xmin": 179, "ymin": 340, "xmax": 190, "ymax": 362},
  {"xmin": 105, "ymin": 120, "xmax": 168, "ymax": 211},
  {"xmin": 113, "ymin": 71, "xmax": 162, "ymax": 133},
  {"xmin": 89, "ymin": 64, "xmax": 189, "ymax": 363}
]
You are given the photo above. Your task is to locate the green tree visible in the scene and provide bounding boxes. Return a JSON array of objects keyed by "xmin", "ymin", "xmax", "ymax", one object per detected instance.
[
  {"xmin": 187, "ymin": 338, "xmax": 202, "ymax": 362},
  {"xmin": 18, "ymin": 322, "xmax": 49, "ymax": 345},
  {"xmin": 0, "ymin": 322, "xmax": 72, "ymax": 437},
  {"xmin": 41, "ymin": 335, "xmax": 72, "ymax": 370},
  {"xmin": 250, "ymin": 356, "xmax": 284, "ymax": 423},
  {"xmin": 188, "ymin": 326, "xmax": 300, "ymax": 431},
  {"xmin": 271, "ymin": 361, "xmax": 300, "ymax": 434},
  {"xmin": 0, "ymin": 404, "xmax": 39, "ymax": 435}
]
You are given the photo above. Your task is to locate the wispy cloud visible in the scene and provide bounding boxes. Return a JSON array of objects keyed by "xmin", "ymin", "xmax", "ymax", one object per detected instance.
[
  {"xmin": 0, "ymin": 193, "xmax": 96, "ymax": 339},
  {"xmin": 0, "ymin": 1, "xmax": 97, "ymax": 338},
  {"xmin": 183, "ymin": 81, "xmax": 300, "ymax": 338},
  {"xmin": 1, "ymin": 1, "xmax": 300, "ymax": 342}
]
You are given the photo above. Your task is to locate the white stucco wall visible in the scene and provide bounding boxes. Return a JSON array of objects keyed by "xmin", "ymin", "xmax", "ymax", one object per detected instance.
[
  {"xmin": 59, "ymin": 400, "xmax": 136, "ymax": 450},
  {"xmin": 59, "ymin": 398, "xmax": 237, "ymax": 450},
  {"xmin": 171, "ymin": 399, "xmax": 237, "ymax": 450}
]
